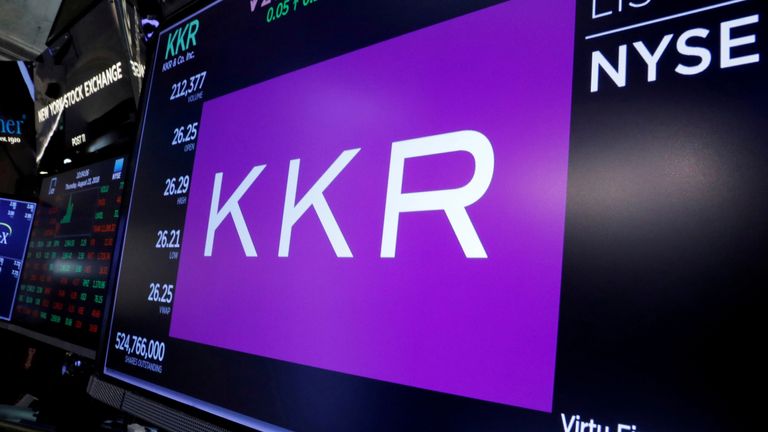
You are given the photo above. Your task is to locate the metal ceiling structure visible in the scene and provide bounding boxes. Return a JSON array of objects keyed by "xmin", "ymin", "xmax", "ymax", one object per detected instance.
[{"xmin": 0, "ymin": 0, "xmax": 62, "ymax": 61}]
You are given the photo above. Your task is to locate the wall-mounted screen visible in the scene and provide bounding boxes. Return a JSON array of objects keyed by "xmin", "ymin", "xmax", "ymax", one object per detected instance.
[
  {"xmin": 97, "ymin": 0, "xmax": 766, "ymax": 431},
  {"xmin": 33, "ymin": 0, "xmax": 144, "ymax": 173},
  {"xmin": 0, "ymin": 197, "xmax": 36, "ymax": 320},
  {"xmin": 12, "ymin": 156, "xmax": 126, "ymax": 356}
]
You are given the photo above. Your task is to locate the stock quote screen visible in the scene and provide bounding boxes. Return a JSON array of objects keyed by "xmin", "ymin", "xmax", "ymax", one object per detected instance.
[
  {"xmin": 0, "ymin": 197, "xmax": 36, "ymax": 320},
  {"xmin": 102, "ymin": 0, "xmax": 765, "ymax": 431},
  {"xmin": 13, "ymin": 157, "xmax": 126, "ymax": 351}
]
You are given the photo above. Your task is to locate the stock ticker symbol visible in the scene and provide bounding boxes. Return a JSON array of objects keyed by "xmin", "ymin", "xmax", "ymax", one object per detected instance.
[
  {"xmin": 203, "ymin": 131, "xmax": 495, "ymax": 259},
  {"xmin": 0, "ymin": 222, "xmax": 12, "ymax": 245}
]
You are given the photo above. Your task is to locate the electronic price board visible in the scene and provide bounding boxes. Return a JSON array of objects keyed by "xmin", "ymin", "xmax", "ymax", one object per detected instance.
[
  {"xmin": 98, "ymin": 0, "xmax": 766, "ymax": 431},
  {"xmin": 0, "ymin": 197, "xmax": 36, "ymax": 320},
  {"xmin": 13, "ymin": 157, "xmax": 126, "ymax": 355}
]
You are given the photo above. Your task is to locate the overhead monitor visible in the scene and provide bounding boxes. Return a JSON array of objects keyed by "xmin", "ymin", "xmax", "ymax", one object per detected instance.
[
  {"xmin": 0, "ymin": 196, "xmax": 36, "ymax": 321},
  {"xmin": 93, "ymin": 0, "xmax": 765, "ymax": 431},
  {"xmin": 33, "ymin": 0, "xmax": 145, "ymax": 173},
  {"xmin": 10, "ymin": 156, "xmax": 126, "ymax": 358}
]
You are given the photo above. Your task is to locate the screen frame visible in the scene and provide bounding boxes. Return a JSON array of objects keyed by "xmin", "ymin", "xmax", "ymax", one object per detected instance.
[
  {"xmin": 91, "ymin": 1, "xmax": 550, "ymax": 431},
  {"xmin": 89, "ymin": 1, "xmax": 266, "ymax": 430},
  {"xmin": 87, "ymin": 1, "xmax": 768, "ymax": 431}
]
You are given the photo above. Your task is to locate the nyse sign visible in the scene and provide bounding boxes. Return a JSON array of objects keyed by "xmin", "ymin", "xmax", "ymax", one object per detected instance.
[{"xmin": 589, "ymin": 0, "xmax": 761, "ymax": 92}]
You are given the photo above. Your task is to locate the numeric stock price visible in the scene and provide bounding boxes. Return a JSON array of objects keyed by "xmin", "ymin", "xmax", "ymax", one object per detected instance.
[
  {"xmin": 163, "ymin": 175, "xmax": 190, "ymax": 196},
  {"xmin": 172, "ymin": 122, "xmax": 198, "ymax": 145},
  {"xmin": 156, "ymin": 229, "xmax": 181, "ymax": 249},
  {"xmin": 148, "ymin": 282, "xmax": 174, "ymax": 304}
]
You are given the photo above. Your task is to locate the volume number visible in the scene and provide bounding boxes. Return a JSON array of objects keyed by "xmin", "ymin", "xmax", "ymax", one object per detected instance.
[
  {"xmin": 170, "ymin": 71, "xmax": 206, "ymax": 100},
  {"xmin": 114, "ymin": 332, "xmax": 166, "ymax": 362}
]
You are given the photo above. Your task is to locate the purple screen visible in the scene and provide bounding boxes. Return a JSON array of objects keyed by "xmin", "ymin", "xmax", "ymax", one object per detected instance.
[{"xmin": 171, "ymin": 1, "xmax": 574, "ymax": 412}]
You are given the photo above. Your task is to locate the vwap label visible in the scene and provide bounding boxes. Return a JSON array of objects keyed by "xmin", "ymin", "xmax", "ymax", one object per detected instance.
[{"xmin": 171, "ymin": 2, "xmax": 574, "ymax": 412}]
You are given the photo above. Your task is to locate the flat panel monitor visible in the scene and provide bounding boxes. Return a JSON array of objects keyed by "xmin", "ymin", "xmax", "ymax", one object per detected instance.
[
  {"xmin": 33, "ymin": 0, "xmax": 144, "ymax": 173},
  {"xmin": 0, "ymin": 197, "xmax": 36, "ymax": 320},
  {"xmin": 11, "ymin": 156, "xmax": 126, "ymax": 357},
  {"xmin": 94, "ymin": 0, "xmax": 766, "ymax": 431}
]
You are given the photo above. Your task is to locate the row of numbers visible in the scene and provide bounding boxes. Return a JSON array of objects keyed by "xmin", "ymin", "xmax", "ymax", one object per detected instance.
[
  {"xmin": 163, "ymin": 176, "xmax": 190, "ymax": 196},
  {"xmin": 155, "ymin": 230, "xmax": 181, "ymax": 249},
  {"xmin": 111, "ymin": 54, "xmax": 207, "ymax": 375},
  {"xmin": 147, "ymin": 282, "xmax": 174, "ymax": 304},
  {"xmin": 170, "ymin": 71, "xmax": 207, "ymax": 101},
  {"xmin": 114, "ymin": 331, "xmax": 166, "ymax": 362},
  {"xmin": 171, "ymin": 122, "xmax": 198, "ymax": 145}
]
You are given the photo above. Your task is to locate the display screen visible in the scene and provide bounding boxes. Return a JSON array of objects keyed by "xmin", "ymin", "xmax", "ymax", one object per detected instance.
[
  {"xmin": 33, "ymin": 0, "xmax": 143, "ymax": 172},
  {"xmin": 103, "ymin": 0, "xmax": 765, "ymax": 431},
  {"xmin": 13, "ymin": 157, "xmax": 126, "ymax": 352},
  {"xmin": 0, "ymin": 197, "xmax": 36, "ymax": 320}
]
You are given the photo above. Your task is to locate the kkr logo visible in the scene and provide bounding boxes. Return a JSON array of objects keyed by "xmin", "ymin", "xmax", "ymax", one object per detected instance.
[
  {"xmin": 165, "ymin": 19, "xmax": 199, "ymax": 60},
  {"xmin": 204, "ymin": 130, "xmax": 495, "ymax": 258},
  {"xmin": 171, "ymin": 1, "xmax": 571, "ymax": 412},
  {"xmin": 0, "ymin": 222, "xmax": 12, "ymax": 245}
]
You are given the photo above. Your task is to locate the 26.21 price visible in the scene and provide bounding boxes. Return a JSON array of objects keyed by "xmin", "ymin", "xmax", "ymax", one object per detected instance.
[
  {"xmin": 171, "ymin": 122, "xmax": 198, "ymax": 145},
  {"xmin": 156, "ymin": 229, "xmax": 181, "ymax": 249}
]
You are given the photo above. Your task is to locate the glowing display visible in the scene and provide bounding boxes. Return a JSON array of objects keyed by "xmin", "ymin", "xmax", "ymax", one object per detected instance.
[
  {"xmin": 96, "ymin": 0, "xmax": 766, "ymax": 430},
  {"xmin": 13, "ymin": 157, "xmax": 125, "ymax": 350},
  {"xmin": 171, "ymin": 4, "xmax": 573, "ymax": 409},
  {"xmin": 0, "ymin": 197, "xmax": 36, "ymax": 320}
]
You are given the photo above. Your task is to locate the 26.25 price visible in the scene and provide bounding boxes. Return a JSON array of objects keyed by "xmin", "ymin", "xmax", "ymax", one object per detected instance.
[{"xmin": 148, "ymin": 282, "xmax": 174, "ymax": 304}]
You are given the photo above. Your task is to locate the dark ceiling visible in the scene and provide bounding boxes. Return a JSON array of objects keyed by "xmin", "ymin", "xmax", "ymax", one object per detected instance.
[
  {"xmin": 0, "ymin": 0, "xmax": 184, "ymax": 61},
  {"xmin": 0, "ymin": 0, "xmax": 62, "ymax": 60}
]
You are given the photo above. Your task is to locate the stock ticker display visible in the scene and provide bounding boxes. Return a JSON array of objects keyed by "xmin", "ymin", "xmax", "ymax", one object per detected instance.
[
  {"xmin": 0, "ymin": 198, "xmax": 36, "ymax": 320},
  {"xmin": 13, "ymin": 157, "xmax": 125, "ymax": 349},
  {"xmin": 98, "ymin": 0, "xmax": 766, "ymax": 431}
]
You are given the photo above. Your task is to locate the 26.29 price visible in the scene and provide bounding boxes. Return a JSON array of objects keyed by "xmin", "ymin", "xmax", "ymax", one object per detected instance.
[{"xmin": 148, "ymin": 282, "xmax": 174, "ymax": 304}]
